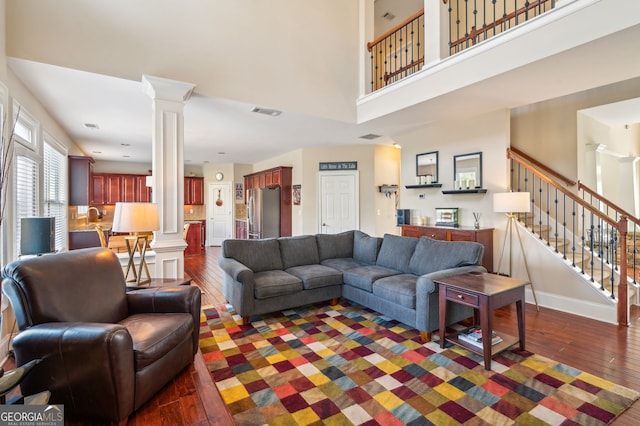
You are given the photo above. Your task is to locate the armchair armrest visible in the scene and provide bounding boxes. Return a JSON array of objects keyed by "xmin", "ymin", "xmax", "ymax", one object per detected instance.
[
  {"xmin": 12, "ymin": 323, "xmax": 135, "ymax": 421},
  {"xmin": 126, "ymin": 286, "xmax": 201, "ymax": 355}
]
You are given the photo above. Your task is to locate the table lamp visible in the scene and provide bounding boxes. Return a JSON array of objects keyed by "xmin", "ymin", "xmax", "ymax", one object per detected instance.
[
  {"xmin": 112, "ymin": 202, "xmax": 159, "ymax": 285},
  {"xmin": 493, "ymin": 191, "xmax": 539, "ymax": 309}
]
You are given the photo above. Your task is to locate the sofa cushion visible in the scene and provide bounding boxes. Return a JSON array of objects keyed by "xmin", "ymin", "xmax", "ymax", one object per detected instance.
[
  {"xmin": 316, "ymin": 231, "xmax": 354, "ymax": 261},
  {"xmin": 372, "ymin": 274, "xmax": 418, "ymax": 309},
  {"xmin": 320, "ymin": 257, "xmax": 366, "ymax": 272},
  {"xmin": 376, "ymin": 234, "xmax": 418, "ymax": 274},
  {"xmin": 353, "ymin": 231, "xmax": 382, "ymax": 265},
  {"xmin": 222, "ymin": 238, "xmax": 283, "ymax": 272},
  {"xmin": 286, "ymin": 264, "xmax": 343, "ymax": 290},
  {"xmin": 343, "ymin": 265, "xmax": 400, "ymax": 292},
  {"xmin": 253, "ymin": 270, "xmax": 303, "ymax": 299},
  {"xmin": 279, "ymin": 235, "xmax": 320, "ymax": 269},
  {"xmin": 409, "ymin": 237, "xmax": 484, "ymax": 276},
  {"xmin": 121, "ymin": 312, "xmax": 193, "ymax": 370}
]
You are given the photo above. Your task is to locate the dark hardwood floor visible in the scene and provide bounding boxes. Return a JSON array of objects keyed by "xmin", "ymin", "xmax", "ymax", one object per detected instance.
[{"xmin": 5, "ymin": 246, "xmax": 640, "ymax": 424}]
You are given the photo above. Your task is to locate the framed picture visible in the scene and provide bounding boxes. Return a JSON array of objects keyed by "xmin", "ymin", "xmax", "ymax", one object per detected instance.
[
  {"xmin": 293, "ymin": 184, "xmax": 301, "ymax": 205},
  {"xmin": 235, "ymin": 183, "xmax": 244, "ymax": 202},
  {"xmin": 435, "ymin": 208, "xmax": 459, "ymax": 227}
]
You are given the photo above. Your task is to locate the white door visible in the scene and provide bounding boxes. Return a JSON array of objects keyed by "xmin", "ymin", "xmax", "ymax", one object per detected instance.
[
  {"xmin": 318, "ymin": 171, "xmax": 359, "ymax": 234},
  {"xmin": 207, "ymin": 182, "xmax": 232, "ymax": 246}
]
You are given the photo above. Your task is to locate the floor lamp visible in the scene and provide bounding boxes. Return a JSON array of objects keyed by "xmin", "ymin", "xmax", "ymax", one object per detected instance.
[
  {"xmin": 112, "ymin": 202, "xmax": 159, "ymax": 286},
  {"xmin": 493, "ymin": 192, "xmax": 539, "ymax": 310}
]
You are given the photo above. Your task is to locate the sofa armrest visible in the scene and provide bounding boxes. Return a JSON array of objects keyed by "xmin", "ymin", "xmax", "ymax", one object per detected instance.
[
  {"xmin": 218, "ymin": 257, "xmax": 254, "ymax": 282},
  {"xmin": 12, "ymin": 323, "xmax": 135, "ymax": 420},
  {"xmin": 127, "ymin": 286, "xmax": 201, "ymax": 355},
  {"xmin": 416, "ymin": 265, "xmax": 487, "ymax": 293},
  {"xmin": 218, "ymin": 257, "xmax": 257, "ymax": 318}
]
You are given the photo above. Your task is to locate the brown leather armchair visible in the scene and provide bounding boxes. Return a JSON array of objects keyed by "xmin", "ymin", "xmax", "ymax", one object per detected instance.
[{"xmin": 1, "ymin": 247, "xmax": 201, "ymax": 424}]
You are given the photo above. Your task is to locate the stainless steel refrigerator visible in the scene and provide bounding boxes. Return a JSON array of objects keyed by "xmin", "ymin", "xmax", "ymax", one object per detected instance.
[{"xmin": 247, "ymin": 187, "xmax": 281, "ymax": 239}]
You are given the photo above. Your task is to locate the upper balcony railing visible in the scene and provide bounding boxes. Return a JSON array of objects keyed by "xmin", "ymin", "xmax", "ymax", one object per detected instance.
[{"xmin": 368, "ymin": 0, "xmax": 557, "ymax": 92}]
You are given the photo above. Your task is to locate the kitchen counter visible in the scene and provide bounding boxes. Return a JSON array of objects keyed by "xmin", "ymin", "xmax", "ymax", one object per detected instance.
[{"xmin": 69, "ymin": 222, "xmax": 112, "ymax": 232}]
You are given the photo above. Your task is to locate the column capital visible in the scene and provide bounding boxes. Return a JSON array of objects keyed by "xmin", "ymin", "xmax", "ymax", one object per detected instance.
[{"xmin": 142, "ymin": 75, "xmax": 196, "ymax": 102}]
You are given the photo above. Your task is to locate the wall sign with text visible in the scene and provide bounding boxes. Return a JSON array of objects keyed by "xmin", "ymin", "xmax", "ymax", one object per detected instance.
[{"xmin": 319, "ymin": 162, "xmax": 358, "ymax": 171}]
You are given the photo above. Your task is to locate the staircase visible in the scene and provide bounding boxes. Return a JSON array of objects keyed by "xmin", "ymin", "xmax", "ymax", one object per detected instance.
[{"xmin": 508, "ymin": 148, "xmax": 638, "ymax": 326}]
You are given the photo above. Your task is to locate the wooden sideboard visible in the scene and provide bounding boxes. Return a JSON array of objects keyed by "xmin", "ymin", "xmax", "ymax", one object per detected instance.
[{"xmin": 400, "ymin": 225, "xmax": 494, "ymax": 272}]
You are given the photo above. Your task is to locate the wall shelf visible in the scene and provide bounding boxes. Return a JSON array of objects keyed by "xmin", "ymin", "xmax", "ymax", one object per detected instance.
[
  {"xmin": 405, "ymin": 183, "xmax": 443, "ymax": 189},
  {"xmin": 442, "ymin": 188, "xmax": 488, "ymax": 194}
]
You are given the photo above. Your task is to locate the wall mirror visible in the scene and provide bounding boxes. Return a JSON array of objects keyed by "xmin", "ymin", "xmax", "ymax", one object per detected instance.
[
  {"xmin": 453, "ymin": 152, "xmax": 482, "ymax": 189},
  {"xmin": 416, "ymin": 151, "xmax": 438, "ymax": 183}
]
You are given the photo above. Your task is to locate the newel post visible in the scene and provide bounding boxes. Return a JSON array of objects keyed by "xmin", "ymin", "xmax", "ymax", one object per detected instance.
[{"xmin": 617, "ymin": 216, "xmax": 629, "ymax": 327}]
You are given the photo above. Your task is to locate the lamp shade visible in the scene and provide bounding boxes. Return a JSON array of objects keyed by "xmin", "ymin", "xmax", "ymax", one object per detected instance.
[
  {"xmin": 112, "ymin": 202, "xmax": 159, "ymax": 233},
  {"xmin": 493, "ymin": 192, "xmax": 531, "ymax": 213}
]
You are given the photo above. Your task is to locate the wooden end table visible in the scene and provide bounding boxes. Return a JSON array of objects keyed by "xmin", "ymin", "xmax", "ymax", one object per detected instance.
[{"xmin": 436, "ymin": 272, "xmax": 527, "ymax": 370}]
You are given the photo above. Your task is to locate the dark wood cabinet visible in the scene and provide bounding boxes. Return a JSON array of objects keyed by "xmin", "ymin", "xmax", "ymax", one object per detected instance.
[
  {"xmin": 235, "ymin": 220, "xmax": 247, "ymax": 239},
  {"xmin": 184, "ymin": 176, "xmax": 204, "ymax": 205},
  {"xmin": 244, "ymin": 166, "xmax": 292, "ymax": 237},
  {"xmin": 184, "ymin": 221, "xmax": 202, "ymax": 256},
  {"xmin": 69, "ymin": 231, "xmax": 101, "ymax": 250},
  {"xmin": 69, "ymin": 156, "xmax": 94, "ymax": 205},
  {"xmin": 400, "ymin": 225, "xmax": 494, "ymax": 272},
  {"xmin": 91, "ymin": 173, "xmax": 152, "ymax": 205}
]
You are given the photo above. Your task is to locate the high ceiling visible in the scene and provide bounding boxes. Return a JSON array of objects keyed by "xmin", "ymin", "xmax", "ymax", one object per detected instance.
[{"xmin": 5, "ymin": 0, "xmax": 640, "ymax": 165}]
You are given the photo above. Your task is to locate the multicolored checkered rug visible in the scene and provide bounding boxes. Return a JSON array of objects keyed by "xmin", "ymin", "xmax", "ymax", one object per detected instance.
[{"xmin": 199, "ymin": 302, "xmax": 638, "ymax": 425}]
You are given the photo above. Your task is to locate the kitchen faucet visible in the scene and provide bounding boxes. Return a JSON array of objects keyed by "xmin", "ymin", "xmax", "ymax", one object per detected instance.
[{"xmin": 86, "ymin": 206, "xmax": 103, "ymax": 224}]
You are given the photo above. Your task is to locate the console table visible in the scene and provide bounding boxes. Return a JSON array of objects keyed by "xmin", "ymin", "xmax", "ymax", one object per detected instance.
[
  {"xmin": 436, "ymin": 272, "xmax": 527, "ymax": 370},
  {"xmin": 400, "ymin": 225, "xmax": 493, "ymax": 272}
]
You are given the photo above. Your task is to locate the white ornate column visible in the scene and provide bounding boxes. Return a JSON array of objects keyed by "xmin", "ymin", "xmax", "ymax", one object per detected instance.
[{"xmin": 142, "ymin": 75, "xmax": 196, "ymax": 279}]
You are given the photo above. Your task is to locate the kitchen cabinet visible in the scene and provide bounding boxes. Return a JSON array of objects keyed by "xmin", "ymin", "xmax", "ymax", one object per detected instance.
[
  {"xmin": 69, "ymin": 156, "xmax": 94, "ymax": 205},
  {"xmin": 244, "ymin": 166, "xmax": 292, "ymax": 237},
  {"xmin": 69, "ymin": 230, "xmax": 101, "ymax": 250},
  {"xmin": 184, "ymin": 176, "xmax": 204, "ymax": 205},
  {"xmin": 235, "ymin": 220, "xmax": 247, "ymax": 239},
  {"xmin": 400, "ymin": 225, "xmax": 494, "ymax": 272},
  {"xmin": 184, "ymin": 221, "xmax": 202, "ymax": 256},
  {"xmin": 91, "ymin": 173, "xmax": 152, "ymax": 205}
]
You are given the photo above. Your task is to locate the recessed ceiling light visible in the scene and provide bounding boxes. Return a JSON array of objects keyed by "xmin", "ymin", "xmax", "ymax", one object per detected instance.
[
  {"xmin": 251, "ymin": 107, "xmax": 282, "ymax": 117},
  {"xmin": 84, "ymin": 123, "xmax": 99, "ymax": 130},
  {"xmin": 359, "ymin": 133, "xmax": 381, "ymax": 140},
  {"xmin": 393, "ymin": 143, "xmax": 401, "ymax": 149}
]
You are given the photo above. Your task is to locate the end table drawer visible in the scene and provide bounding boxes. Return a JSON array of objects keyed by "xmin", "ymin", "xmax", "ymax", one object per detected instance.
[{"xmin": 446, "ymin": 288, "xmax": 479, "ymax": 307}]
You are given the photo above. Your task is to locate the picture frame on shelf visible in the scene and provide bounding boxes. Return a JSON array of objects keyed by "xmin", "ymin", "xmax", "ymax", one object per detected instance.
[{"xmin": 435, "ymin": 207, "xmax": 459, "ymax": 227}]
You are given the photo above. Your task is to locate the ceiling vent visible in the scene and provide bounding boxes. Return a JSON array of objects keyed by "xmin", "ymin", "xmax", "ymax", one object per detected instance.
[
  {"xmin": 382, "ymin": 12, "xmax": 395, "ymax": 20},
  {"xmin": 84, "ymin": 123, "xmax": 99, "ymax": 130},
  {"xmin": 251, "ymin": 107, "xmax": 282, "ymax": 117},
  {"xmin": 359, "ymin": 133, "xmax": 381, "ymax": 140}
]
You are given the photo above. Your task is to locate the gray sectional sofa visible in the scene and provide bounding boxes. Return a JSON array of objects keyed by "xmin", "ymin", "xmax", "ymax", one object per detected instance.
[{"xmin": 218, "ymin": 230, "xmax": 486, "ymax": 341}]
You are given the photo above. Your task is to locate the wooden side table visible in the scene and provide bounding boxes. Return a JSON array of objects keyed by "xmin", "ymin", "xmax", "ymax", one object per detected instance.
[{"xmin": 436, "ymin": 272, "xmax": 527, "ymax": 370}]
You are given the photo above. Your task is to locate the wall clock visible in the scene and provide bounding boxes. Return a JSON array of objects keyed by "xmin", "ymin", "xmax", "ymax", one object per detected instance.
[{"xmin": 215, "ymin": 172, "xmax": 224, "ymax": 181}]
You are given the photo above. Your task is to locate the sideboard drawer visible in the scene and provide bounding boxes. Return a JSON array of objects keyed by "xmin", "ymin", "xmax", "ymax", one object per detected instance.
[{"xmin": 445, "ymin": 288, "xmax": 479, "ymax": 307}]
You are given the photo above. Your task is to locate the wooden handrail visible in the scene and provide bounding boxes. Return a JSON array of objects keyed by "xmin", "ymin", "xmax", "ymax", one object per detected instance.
[
  {"xmin": 508, "ymin": 147, "xmax": 576, "ymax": 186},
  {"xmin": 578, "ymin": 181, "xmax": 640, "ymax": 226},
  {"xmin": 367, "ymin": 9, "xmax": 424, "ymax": 52},
  {"xmin": 507, "ymin": 149, "xmax": 615, "ymax": 227},
  {"xmin": 509, "ymin": 148, "xmax": 630, "ymax": 326},
  {"xmin": 450, "ymin": 0, "xmax": 551, "ymax": 49}
]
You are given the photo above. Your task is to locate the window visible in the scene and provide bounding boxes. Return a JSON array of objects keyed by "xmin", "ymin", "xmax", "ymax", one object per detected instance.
[
  {"xmin": 12, "ymin": 102, "xmax": 38, "ymax": 151},
  {"xmin": 15, "ymin": 154, "xmax": 39, "ymax": 257},
  {"xmin": 44, "ymin": 135, "xmax": 67, "ymax": 252}
]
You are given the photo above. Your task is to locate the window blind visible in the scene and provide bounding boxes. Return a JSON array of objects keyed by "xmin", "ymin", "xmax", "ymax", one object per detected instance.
[
  {"xmin": 15, "ymin": 155, "xmax": 39, "ymax": 257},
  {"xmin": 44, "ymin": 141, "xmax": 67, "ymax": 252}
]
